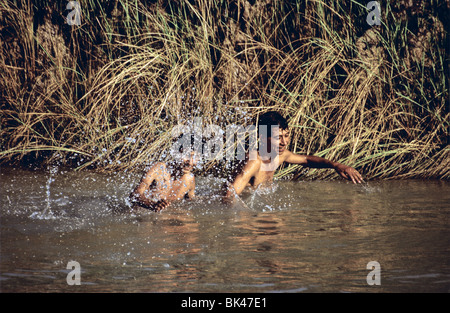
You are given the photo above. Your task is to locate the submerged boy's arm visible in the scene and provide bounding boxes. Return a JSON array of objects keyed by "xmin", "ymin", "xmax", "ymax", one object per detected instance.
[
  {"xmin": 224, "ymin": 159, "xmax": 261, "ymax": 198},
  {"xmin": 187, "ymin": 176, "xmax": 196, "ymax": 199},
  {"xmin": 284, "ymin": 151, "xmax": 364, "ymax": 184}
]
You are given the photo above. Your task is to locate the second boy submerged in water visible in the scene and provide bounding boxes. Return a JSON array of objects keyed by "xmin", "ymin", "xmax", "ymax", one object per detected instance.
[{"xmin": 129, "ymin": 151, "xmax": 197, "ymax": 212}]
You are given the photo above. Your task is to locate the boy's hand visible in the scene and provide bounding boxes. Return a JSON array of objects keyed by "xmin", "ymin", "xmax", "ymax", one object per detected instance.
[
  {"xmin": 334, "ymin": 164, "xmax": 364, "ymax": 184},
  {"xmin": 152, "ymin": 199, "xmax": 171, "ymax": 212}
]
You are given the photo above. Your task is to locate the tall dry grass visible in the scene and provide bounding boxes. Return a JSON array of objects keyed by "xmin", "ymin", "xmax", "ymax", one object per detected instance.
[{"xmin": 1, "ymin": 0, "xmax": 449, "ymax": 180}]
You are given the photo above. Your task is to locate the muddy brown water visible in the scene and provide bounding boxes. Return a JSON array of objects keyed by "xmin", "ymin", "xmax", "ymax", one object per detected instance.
[{"xmin": 1, "ymin": 167, "xmax": 449, "ymax": 292}]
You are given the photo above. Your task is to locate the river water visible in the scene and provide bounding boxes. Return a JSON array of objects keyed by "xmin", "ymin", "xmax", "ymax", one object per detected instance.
[{"xmin": 1, "ymin": 167, "xmax": 449, "ymax": 292}]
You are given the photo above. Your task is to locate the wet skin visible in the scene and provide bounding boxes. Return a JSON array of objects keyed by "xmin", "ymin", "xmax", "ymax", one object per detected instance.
[
  {"xmin": 225, "ymin": 127, "xmax": 364, "ymax": 198},
  {"xmin": 130, "ymin": 154, "xmax": 196, "ymax": 212}
]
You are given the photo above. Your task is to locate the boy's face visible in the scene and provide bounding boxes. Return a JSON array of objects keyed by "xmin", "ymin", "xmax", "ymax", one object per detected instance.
[
  {"xmin": 264, "ymin": 126, "xmax": 290, "ymax": 155},
  {"xmin": 181, "ymin": 151, "xmax": 198, "ymax": 171}
]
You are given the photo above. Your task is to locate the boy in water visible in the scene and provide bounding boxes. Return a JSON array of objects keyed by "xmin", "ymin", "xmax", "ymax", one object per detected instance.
[
  {"xmin": 129, "ymin": 151, "xmax": 197, "ymax": 212},
  {"xmin": 223, "ymin": 111, "xmax": 364, "ymax": 199}
]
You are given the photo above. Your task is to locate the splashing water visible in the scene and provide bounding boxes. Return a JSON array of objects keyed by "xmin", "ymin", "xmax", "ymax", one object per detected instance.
[
  {"xmin": 1, "ymin": 168, "xmax": 450, "ymax": 292},
  {"xmin": 29, "ymin": 165, "xmax": 59, "ymax": 220}
]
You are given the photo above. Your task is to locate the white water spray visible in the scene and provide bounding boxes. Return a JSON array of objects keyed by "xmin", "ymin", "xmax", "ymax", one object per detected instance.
[{"xmin": 29, "ymin": 163, "xmax": 59, "ymax": 220}]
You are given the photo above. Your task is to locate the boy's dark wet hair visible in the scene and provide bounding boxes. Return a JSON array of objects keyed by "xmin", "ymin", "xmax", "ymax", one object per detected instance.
[{"xmin": 257, "ymin": 111, "xmax": 288, "ymax": 138}]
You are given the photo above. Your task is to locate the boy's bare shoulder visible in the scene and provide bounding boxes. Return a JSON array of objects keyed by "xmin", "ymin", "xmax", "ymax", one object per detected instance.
[
  {"xmin": 153, "ymin": 161, "xmax": 168, "ymax": 169},
  {"xmin": 242, "ymin": 157, "xmax": 262, "ymax": 174},
  {"xmin": 146, "ymin": 162, "xmax": 169, "ymax": 174},
  {"xmin": 185, "ymin": 172, "xmax": 195, "ymax": 181}
]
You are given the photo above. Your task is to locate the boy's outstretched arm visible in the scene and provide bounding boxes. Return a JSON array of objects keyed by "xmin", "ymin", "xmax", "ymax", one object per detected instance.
[
  {"xmin": 284, "ymin": 151, "xmax": 364, "ymax": 184},
  {"xmin": 223, "ymin": 159, "xmax": 261, "ymax": 199}
]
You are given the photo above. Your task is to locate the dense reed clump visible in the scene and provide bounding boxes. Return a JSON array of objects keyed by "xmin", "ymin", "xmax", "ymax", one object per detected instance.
[{"xmin": 1, "ymin": 0, "xmax": 449, "ymax": 180}]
